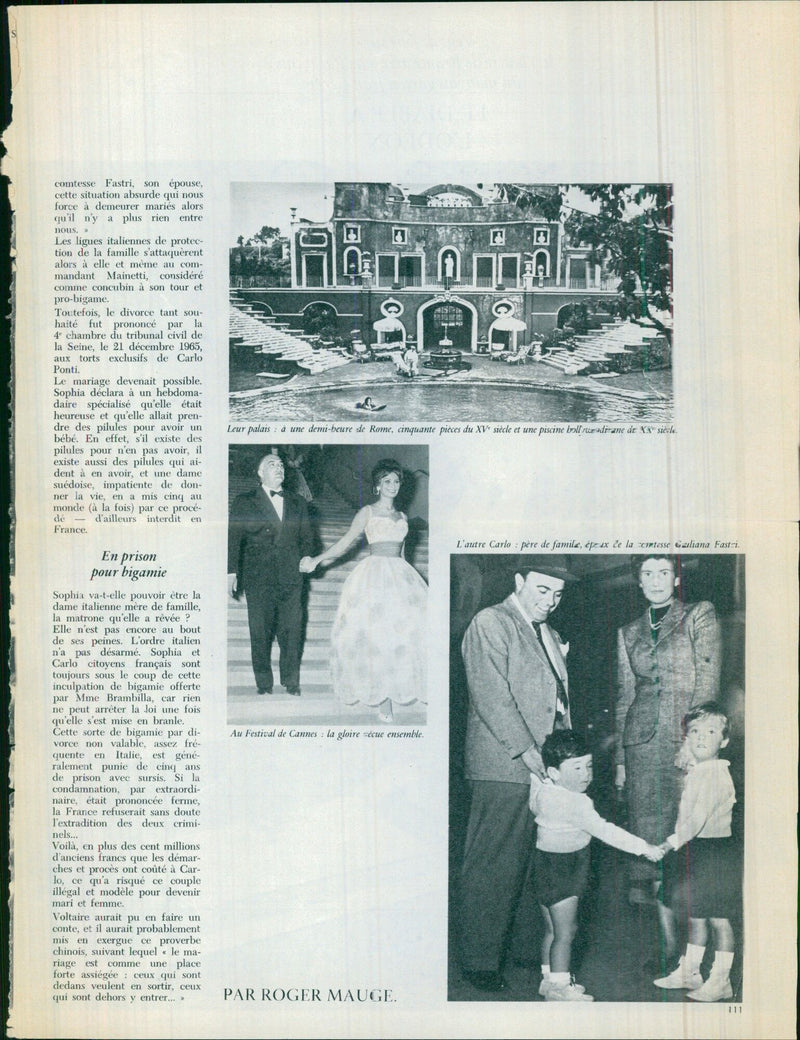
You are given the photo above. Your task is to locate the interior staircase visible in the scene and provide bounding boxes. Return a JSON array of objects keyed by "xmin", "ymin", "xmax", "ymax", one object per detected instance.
[{"xmin": 227, "ymin": 483, "xmax": 429, "ymax": 726}]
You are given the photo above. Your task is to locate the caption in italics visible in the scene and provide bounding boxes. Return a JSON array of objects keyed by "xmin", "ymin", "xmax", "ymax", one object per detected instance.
[
  {"xmin": 228, "ymin": 422, "xmax": 676, "ymax": 436},
  {"xmin": 456, "ymin": 539, "xmax": 740, "ymax": 551},
  {"xmin": 230, "ymin": 727, "xmax": 423, "ymax": 741}
]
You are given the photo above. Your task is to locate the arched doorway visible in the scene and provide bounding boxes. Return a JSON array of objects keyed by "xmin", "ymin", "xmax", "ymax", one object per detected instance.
[
  {"xmin": 418, "ymin": 297, "xmax": 477, "ymax": 353},
  {"xmin": 302, "ymin": 302, "xmax": 339, "ymax": 339}
]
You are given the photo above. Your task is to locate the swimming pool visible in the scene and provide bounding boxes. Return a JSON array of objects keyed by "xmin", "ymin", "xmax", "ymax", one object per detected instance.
[{"xmin": 229, "ymin": 379, "xmax": 673, "ymax": 424}]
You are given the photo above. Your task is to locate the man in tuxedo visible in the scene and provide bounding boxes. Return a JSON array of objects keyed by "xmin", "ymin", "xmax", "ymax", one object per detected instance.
[
  {"xmin": 228, "ymin": 452, "xmax": 313, "ymax": 695},
  {"xmin": 458, "ymin": 555, "xmax": 577, "ymax": 993}
]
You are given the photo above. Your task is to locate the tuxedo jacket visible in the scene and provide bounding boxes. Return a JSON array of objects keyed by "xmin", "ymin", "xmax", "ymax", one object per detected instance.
[
  {"xmin": 461, "ymin": 595, "xmax": 570, "ymax": 784},
  {"xmin": 227, "ymin": 485, "xmax": 313, "ymax": 595},
  {"xmin": 615, "ymin": 599, "xmax": 721, "ymax": 763}
]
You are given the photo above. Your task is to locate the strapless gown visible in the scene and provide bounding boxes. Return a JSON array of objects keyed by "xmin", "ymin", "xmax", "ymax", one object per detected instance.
[{"xmin": 330, "ymin": 510, "xmax": 428, "ymax": 706}]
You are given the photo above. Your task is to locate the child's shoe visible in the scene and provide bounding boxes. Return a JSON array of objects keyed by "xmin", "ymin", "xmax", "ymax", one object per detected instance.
[
  {"xmin": 545, "ymin": 976, "xmax": 594, "ymax": 1001},
  {"xmin": 653, "ymin": 956, "xmax": 703, "ymax": 990},
  {"xmin": 538, "ymin": 977, "xmax": 585, "ymax": 997},
  {"xmin": 687, "ymin": 974, "xmax": 733, "ymax": 1002}
]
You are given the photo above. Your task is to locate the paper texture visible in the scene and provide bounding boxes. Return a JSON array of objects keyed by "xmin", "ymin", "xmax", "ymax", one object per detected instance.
[{"xmin": 5, "ymin": 3, "xmax": 798, "ymax": 1038}]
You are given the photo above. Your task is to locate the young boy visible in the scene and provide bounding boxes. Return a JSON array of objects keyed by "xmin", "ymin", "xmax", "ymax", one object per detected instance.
[
  {"xmin": 530, "ymin": 730, "xmax": 664, "ymax": 1001},
  {"xmin": 653, "ymin": 701, "xmax": 739, "ymax": 1002}
]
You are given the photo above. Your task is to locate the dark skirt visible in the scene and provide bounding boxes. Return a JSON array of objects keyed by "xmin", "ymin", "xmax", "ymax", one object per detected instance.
[
  {"xmin": 533, "ymin": 845, "xmax": 591, "ymax": 908},
  {"xmin": 661, "ymin": 837, "xmax": 741, "ymax": 919},
  {"xmin": 625, "ymin": 738, "xmax": 683, "ymax": 882}
]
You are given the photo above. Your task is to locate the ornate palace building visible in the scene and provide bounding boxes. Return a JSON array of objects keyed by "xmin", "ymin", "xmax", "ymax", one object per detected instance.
[{"xmin": 234, "ymin": 183, "xmax": 620, "ymax": 355}]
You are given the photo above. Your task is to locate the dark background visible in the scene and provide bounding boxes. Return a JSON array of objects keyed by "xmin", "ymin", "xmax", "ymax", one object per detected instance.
[
  {"xmin": 228, "ymin": 443, "xmax": 430, "ymax": 570},
  {"xmin": 448, "ymin": 553, "xmax": 746, "ymax": 999}
]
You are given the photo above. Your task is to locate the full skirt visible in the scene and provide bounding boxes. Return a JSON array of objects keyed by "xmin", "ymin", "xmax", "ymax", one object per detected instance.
[{"xmin": 331, "ymin": 555, "xmax": 427, "ymax": 706}]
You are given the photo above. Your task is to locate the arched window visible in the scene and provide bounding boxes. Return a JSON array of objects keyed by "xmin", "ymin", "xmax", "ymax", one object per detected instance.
[
  {"xmin": 343, "ymin": 246, "xmax": 361, "ymax": 276},
  {"xmin": 532, "ymin": 248, "xmax": 550, "ymax": 278}
]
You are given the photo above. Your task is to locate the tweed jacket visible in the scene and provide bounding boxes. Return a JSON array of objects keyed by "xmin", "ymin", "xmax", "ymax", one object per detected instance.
[
  {"xmin": 615, "ymin": 599, "xmax": 721, "ymax": 764},
  {"xmin": 462, "ymin": 595, "xmax": 570, "ymax": 784},
  {"xmin": 227, "ymin": 485, "xmax": 313, "ymax": 594}
]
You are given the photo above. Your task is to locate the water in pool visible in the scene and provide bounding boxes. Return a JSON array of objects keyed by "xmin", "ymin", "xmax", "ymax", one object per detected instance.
[{"xmin": 230, "ymin": 380, "xmax": 673, "ymax": 424}]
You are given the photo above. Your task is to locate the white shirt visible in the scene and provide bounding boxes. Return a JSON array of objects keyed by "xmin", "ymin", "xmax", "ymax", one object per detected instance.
[
  {"xmin": 666, "ymin": 757, "xmax": 735, "ymax": 849},
  {"xmin": 263, "ymin": 484, "xmax": 283, "ymax": 520},
  {"xmin": 530, "ymin": 775, "xmax": 650, "ymax": 857}
]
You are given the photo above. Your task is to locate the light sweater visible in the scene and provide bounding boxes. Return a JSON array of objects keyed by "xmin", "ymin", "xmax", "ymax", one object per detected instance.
[
  {"xmin": 666, "ymin": 757, "xmax": 735, "ymax": 850},
  {"xmin": 529, "ymin": 775, "xmax": 651, "ymax": 856}
]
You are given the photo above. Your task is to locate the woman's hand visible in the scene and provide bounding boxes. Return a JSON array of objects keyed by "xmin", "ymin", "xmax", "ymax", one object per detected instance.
[
  {"xmin": 299, "ymin": 556, "xmax": 318, "ymax": 574},
  {"xmin": 674, "ymin": 739, "xmax": 695, "ymax": 772},
  {"xmin": 614, "ymin": 764, "xmax": 626, "ymax": 791},
  {"xmin": 642, "ymin": 843, "xmax": 665, "ymax": 863}
]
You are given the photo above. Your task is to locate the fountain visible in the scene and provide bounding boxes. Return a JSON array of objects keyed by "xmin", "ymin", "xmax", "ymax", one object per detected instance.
[{"xmin": 429, "ymin": 322, "xmax": 467, "ymax": 370}]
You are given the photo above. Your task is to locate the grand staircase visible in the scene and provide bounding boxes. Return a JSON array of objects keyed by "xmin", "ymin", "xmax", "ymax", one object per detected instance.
[
  {"xmin": 230, "ymin": 293, "xmax": 353, "ymax": 377},
  {"xmin": 227, "ymin": 484, "xmax": 429, "ymax": 726},
  {"xmin": 539, "ymin": 319, "xmax": 671, "ymax": 376}
]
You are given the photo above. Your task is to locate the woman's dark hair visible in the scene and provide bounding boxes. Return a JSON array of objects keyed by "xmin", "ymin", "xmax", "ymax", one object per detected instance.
[
  {"xmin": 630, "ymin": 554, "xmax": 679, "ymax": 581},
  {"xmin": 541, "ymin": 729, "xmax": 588, "ymax": 770},
  {"xmin": 372, "ymin": 458, "xmax": 403, "ymax": 492}
]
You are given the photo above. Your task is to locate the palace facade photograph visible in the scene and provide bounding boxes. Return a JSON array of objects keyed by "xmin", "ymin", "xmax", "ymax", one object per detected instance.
[{"xmin": 229, "ymin": 182, "xmax": 673, "ymax": 422}]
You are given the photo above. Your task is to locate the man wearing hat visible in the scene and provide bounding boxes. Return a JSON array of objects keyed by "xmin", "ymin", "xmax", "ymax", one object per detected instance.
[
  {"xmin": 228, "ymin": 451, "xmax": 313, "ymax": 696},
  {"xmin": 458, "ymin": 555, "xmax": 577, "ymax": 993}
]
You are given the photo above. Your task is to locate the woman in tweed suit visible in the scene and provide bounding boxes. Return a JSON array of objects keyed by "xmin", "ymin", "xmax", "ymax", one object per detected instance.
[{"xmin": 615, "ymin": 556, "xmax": 721, "ymax": 959}]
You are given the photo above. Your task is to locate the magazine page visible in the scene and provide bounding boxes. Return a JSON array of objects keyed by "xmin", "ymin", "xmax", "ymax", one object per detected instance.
[{"xmin": 5, "ymin": 4, "xmax": 798, "ymax": 1039}]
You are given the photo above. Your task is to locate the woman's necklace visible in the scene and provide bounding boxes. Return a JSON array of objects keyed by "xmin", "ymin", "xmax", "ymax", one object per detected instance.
[{"xmin": 649, "ymin": 603, "xmax": 672, "ymax": 632}]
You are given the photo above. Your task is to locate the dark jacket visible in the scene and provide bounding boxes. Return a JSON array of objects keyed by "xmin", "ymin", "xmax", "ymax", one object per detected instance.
[{"xmin": 227, "ymin": 486, "xmax": 313, "ymax": 593}]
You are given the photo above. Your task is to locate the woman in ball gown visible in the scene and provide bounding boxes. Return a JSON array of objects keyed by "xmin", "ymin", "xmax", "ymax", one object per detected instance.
[
  {"xmin": 299, "ymin": 459, "xmax": 427, "ymax": 722},
  {"xmin": 615, "ymin": 555, "xmax": 721, "ymax": 961}
]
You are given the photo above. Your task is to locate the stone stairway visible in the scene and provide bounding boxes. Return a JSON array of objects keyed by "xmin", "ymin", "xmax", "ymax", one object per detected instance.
[
  {"xmin": 227, "ymin": 485, "xmax": 429, "ymax": 726},
  {"xmin": 229, "ymin": 293, "xmax": 352, "ymax": 376},
  {"xmin": 539, "ymin": 319, "xmax": 670, "ymax": 375}
]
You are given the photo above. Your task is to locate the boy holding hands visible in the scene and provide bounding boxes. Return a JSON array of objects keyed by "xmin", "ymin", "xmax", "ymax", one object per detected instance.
[
  {"xmin": 653, "ymin": 701, "xmax": 739, "ymax": 1002},
  {"xmin": 529, "ymin": 730, "xmax": 664, "ymax": 1001}
]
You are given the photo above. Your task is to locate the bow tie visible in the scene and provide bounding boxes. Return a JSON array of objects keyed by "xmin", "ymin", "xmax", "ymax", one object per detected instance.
[{"xmin": 269, "ymin": 489, "xmax": 283, "ymax": 498}]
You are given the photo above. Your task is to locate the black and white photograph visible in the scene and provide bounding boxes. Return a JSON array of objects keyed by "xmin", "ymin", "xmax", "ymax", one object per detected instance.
[
  {"xmin": 448, "ymin": 552, "xmax": 745, "ymax": 1003},
  {"xmin": 229, "ymin": 182, "xmax": 673, "ymax": 423},
  {"xmin": 8, "ymin": 4, "xmax": 798, "ymax": 1038},
  {"xmin": 227, "ymin": 443, "xmax": 429, "ymax": 726}
]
